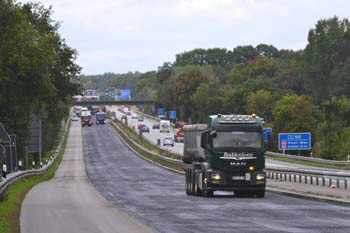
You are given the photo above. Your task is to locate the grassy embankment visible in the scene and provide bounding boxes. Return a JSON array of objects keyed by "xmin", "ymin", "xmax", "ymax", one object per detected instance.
[
  {"xmin": 110, "ymin": 119, "xmax": 185, "ymax": 172},
  {"xmin": 0, "ymin": 123, "xmax": 70, "ymax": 233}
]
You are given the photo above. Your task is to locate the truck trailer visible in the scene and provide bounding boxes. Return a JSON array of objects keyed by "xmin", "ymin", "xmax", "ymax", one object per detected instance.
[{"xmin": 183, "ymin": 114, "xmax": 271, "ymax": 197}]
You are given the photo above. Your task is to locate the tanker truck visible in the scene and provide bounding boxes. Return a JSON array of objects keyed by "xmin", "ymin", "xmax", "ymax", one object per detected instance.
[{"xmin": 183, "ymin": 114, "xmax": 272, "ymax": 197}]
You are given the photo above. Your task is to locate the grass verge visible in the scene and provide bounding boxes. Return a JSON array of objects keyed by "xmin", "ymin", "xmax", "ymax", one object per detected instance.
[
  {"xmin": 268, "ymin": 156, "xmax": 350, "ymax": 170},
  {"xmin": 0, "ymin": 123, "xmax": 70, "ymax": 233},
  {"xmin": 110, "ymin": 120, "xmax": 185, "ymax": 172}
]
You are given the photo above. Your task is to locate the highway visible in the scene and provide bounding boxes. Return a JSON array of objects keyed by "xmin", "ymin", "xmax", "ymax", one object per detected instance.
[
  {"xmin": 82, "ymin": 122, "xmax": 350, "ymax": 233},
  {"xmin": 20, "ymin": 120, "xmax": 155, "ymax": 233}
]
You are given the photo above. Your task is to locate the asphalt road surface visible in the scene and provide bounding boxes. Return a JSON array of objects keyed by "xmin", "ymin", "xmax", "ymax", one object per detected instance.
[
  {"xmin": 20, "ymin": 120, "xmax": 155, "ymax": 233},
  {"xmin": 82, "ymin": 123, "xmax": 350, "ymax": 233}
]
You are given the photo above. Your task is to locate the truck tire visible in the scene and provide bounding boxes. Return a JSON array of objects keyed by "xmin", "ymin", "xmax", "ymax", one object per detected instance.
[
  {"xmin": 202, "ymin": 179, "xmax": 213, "ymax": 197},
  {"xmin": 194, "ymin": 170, "xmax": 202, "ymax": 196},
  {"xmin": 185, "ymin": 166, "xmax": 194, "ymax": 195},
  {"xmin": 185, "ymin": 167, "xmax": 191, "ymax": 195}
]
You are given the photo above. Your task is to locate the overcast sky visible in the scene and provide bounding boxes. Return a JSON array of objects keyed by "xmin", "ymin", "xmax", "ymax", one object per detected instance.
[{"xmin": 21, "ymin": 0, "xmax": 350, "ymax": 75}]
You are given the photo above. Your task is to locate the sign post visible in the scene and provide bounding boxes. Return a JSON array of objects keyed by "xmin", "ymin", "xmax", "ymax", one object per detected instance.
[
  {"xmin": 118, "ymin": 89, "xmax": 131, "ymax": 100},
  {"xmin": 263, "ymin": 128, "xmax": 272, "ymax": 143},
  {"xmin": 278, "ymin": 133, "xmax": 311, "ymax": 152},
  {"xmin": 169, "ymin": 111, "xmax": 176, "ymax": 120},
  {"xmin": 157, "ymin": 108, "xmax": 165, "ymax": 118}
]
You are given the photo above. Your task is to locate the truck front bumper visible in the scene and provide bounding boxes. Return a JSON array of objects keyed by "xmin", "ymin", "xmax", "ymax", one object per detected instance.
[{"xmin": 205, "ymin": 171, "xmax": 266, "ymax": 192}]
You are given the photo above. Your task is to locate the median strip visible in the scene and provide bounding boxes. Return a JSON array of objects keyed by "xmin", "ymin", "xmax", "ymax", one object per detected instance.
[{"xmin": 110, "ymin": 120, "xmax": 185, "ymax": 173}]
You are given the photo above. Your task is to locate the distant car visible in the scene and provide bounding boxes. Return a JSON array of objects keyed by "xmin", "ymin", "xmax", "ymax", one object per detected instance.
[
  {"xmin": 152, "ymin": 123, "xmax": 160, "ymax": 129},
  {"xmin": 137, "ymin": 115, "xmax": 144, "ymax": 122},
  {"xmin": 142, "ymin": 125, "xmax": 150, "ymax": 132},
  {"xmin": 121, "ymin": 114, "xmax": 127, "ymax": 120},
  {"xmin": 137, "ymin": 123, "xmax": 144, "ymax": 130},
  {"xmin": 163, "ymin": 137, "xmax": 174, "ymax": 147},
  {"xmin": 131, "ymin": 113, "xmax": 137, "ymax": 119},
  {"xmin": 71, "ymin": 114, "xmax": 79, "ymax": 121}
]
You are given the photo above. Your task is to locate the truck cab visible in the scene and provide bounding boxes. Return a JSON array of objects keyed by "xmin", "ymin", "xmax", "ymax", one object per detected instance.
[{"xmin": 184, "ymin": 114, "xmax": 271, "ymax": 198}]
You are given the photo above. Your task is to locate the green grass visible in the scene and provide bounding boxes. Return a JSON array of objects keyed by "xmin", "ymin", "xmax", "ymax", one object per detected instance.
[
  {"xmin": 0, "ymin": 123, "xmax": 70, "ymax": 233},
  {"xmin": 111, "ymin": 120, "xmax": 185, "ymax": 172},
  {"xmin": 268, "ymin": 156, "xmax": 350, "ymax": 170}
]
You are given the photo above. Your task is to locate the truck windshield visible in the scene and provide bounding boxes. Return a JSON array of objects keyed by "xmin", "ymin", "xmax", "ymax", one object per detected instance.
[
  {"xmin": 96, "ymin": 114, "xmax": 105, "ymax": 120},
  {"xmin": 213, "ymin": 131, "xmax": 262, "ymax": 152}
]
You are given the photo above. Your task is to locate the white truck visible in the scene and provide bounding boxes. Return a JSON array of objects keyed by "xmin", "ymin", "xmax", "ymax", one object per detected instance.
[{"xmin": 160, "ymin": 120, "xmax": 171, "ymax": 133}]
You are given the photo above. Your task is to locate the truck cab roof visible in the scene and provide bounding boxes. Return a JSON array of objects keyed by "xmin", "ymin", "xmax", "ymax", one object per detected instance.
[{"xmin": 209, "ymin": 114, "xmax": 264, "ymax": 125}]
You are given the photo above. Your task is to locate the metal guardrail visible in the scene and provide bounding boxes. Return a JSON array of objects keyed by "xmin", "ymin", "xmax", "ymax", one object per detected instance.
[
  {"xmin": 110, "ymin": 121, "xmax": 183, "ymax": 165},
  {"xmin": 266, "ymin": 151, "xmax": 350, "ymax": 166},
  {"xmin": 267, "ymin": 167, "xmax": 350, "ymax": 190},
  {"xmin": 0, "ymin": 120, "xmax": 69, "ymax": 196}
]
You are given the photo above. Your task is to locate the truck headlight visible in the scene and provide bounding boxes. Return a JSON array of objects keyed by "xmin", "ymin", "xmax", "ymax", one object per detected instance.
[
  {"xmin": 256, "ymin": 174, "xmax": 265, "ymax": 180},
  {"xmin": 211, "ymin": 173, "xmax": 221, "ymax": 180}
]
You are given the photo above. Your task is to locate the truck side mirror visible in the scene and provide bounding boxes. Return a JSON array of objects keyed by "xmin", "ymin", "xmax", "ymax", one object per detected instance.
[{"xmin": 210, "ymin": 130, "xmax": 217, "ymax": 138}]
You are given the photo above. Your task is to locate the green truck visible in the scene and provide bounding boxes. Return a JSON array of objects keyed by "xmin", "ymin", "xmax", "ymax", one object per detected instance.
[{"xmin": 183, "ymin": 114, "xmax": 271, "ymax": 197}]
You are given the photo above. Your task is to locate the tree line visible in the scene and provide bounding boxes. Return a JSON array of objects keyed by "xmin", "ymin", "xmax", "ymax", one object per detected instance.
[
  {"xmin": 79, "ymin": 16, "xmax": 350, "ymax": 160},
  {"xmin": 0, "ymin": 0, "xmax": 80, "ymax": 161}
]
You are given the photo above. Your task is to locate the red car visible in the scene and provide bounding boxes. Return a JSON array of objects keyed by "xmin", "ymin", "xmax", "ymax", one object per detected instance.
[{"xmin": 81, "ymin": 116, "xmax": 92, "ymax": 127}]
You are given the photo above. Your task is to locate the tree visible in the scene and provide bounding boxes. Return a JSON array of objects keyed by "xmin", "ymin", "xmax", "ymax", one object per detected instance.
[
  {"xmin": 314, "ymin": 96, "xmax": 350, "ymax": 160},
  {"xmin": 246, "ymin": 90, "xmax": 275, "ymax": 122},
  {"xmin": 272, "ymin": 94, "xmax": 320, "ymax": 138},
  {"xmin": 0, "ymin": 1, "xmax": 80, "ymax": 158},
  {"xmin": 191, "ymin": 79, "xmax": 223, "ymax": 123},
  {"xmin": 230, "ymin": 45, "xmax": 258, "ymax": 64},
  {"xmin": 256, "ymin": 44, "xmax": 279, "ymax": 58},
  {"xmin": 302, "ymin": 16, "xmax": 350, "ymax": 102},
  {"xmin": 171, "ymin": 67, "xmax": 209, "ymax": 121}
]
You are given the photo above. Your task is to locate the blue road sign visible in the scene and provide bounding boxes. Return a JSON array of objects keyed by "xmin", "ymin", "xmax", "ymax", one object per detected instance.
[
  {"xmin": 278, "ymin": 133, "xmax": 311, "ymax": 150},
  {"xmin": 263, "ymin": 128, "xmax": 272, "ymax": 142},
  {"xmin": 138, "ymin": 104, "xmax": 143, "ymax": 110},
  {"xmin": 118, "ymin": 89, "xmax": 131, "ymax": 100},
  {"xmin": 169, "ymin": 111, "xmax": 176, "ymax": 119},
  {"xmin": 157, "ymin": 108, "xmax": 165, "ymax": 118}
]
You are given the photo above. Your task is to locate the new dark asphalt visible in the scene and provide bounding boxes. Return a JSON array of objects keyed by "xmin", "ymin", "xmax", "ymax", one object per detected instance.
[{"xmin": 82, "ymin": 124, "xmax": 350, "ymax": 233}]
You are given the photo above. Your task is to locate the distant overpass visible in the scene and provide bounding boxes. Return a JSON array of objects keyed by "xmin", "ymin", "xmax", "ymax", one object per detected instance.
[{"xmin": 72, "ymin": 100, "xmax": 155, "ymax": 106}]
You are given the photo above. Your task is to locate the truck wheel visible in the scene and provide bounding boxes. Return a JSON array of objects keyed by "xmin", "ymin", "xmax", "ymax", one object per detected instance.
[
  {"xmin": 194, "ymin": 170, "xmax": 202, "ymax": 196},
  {"xmin": 185, "ymin": 168, "xmax": 191, "ymax": 195},
  {"xmin": 202, "ymin": 180, "xmax": 213, "ymax": 197},
  {"xmin": 186, "ymin": 166, "xmax": 194, "ymax": 195}
]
